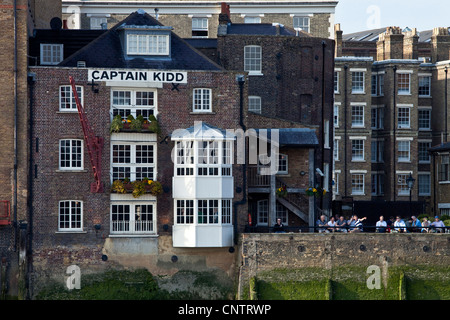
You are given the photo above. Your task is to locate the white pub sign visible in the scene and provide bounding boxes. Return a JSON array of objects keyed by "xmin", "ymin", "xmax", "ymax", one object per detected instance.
[{"xmin": 88, "ymin": 69, "xmax": 187, "ymax": 84}]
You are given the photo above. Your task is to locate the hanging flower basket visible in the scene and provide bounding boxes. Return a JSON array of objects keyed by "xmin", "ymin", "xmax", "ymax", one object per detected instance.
[
  {"xmin": 110, "ymin": 114, "xmax": 160, "ymax": 134},
  {"xmin": 276, "ymin": 185, "xmax": 288, "ymax": 197},
  {"xmin": 306, "ymin": 187, "xmax": 327, "ymax": 197}
]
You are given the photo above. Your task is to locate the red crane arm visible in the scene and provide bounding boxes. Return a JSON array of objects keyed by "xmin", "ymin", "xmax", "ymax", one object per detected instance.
[{"xmin": 69, "ymin": 76, "xmax": 103, "ymax": 193}]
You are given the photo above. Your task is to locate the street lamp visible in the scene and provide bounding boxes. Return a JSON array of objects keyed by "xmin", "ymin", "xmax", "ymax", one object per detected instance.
[{"xmin": 406, "ymin": 173, "xmax": 415, "ymax": 218}]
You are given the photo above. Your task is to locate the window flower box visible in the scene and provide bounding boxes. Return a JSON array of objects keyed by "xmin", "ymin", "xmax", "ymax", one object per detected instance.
[
  {"xmin": 110, "ymin": 114, "xmax": 160, "ymax": 134},
  {"xmin": 111, "ymin": 179, "xmax": 163, "ymax": 198}
]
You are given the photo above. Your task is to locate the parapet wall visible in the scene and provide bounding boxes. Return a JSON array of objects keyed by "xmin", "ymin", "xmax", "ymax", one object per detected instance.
[{"xmin": 238, "ymin": 233, "xmax": 450, "ymax": 297}]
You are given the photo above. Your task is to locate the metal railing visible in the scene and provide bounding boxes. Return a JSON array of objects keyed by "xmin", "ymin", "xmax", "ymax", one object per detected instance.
[{"xmin": 247, "ymin": 225, "xmax": 450, "ymax": 234}]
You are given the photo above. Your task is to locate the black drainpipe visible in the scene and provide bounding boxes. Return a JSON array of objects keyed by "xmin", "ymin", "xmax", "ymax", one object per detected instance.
[
  {"xmin": 393, "ymin": 65, "xmax": 397, "ymax": 202},
  {"xmin": 233, "ymin": 75, "xmax": 246, "ymax": 246},
  {"xmin": 445, "ymin": 67, "xmax": 448, "ymax": 142},
  {"xmin": 344, "ymin": 65, "xmax": 348, "ymax": 197}
]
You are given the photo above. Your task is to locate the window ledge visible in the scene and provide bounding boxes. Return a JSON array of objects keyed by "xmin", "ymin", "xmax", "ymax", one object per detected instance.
[
  {"xmin": 190, "ymin": 112, "xmax": 216, "ymax": 115},
  {"xmin": 109, "ymin": 234, "xmax": 159, "ymax": 238},
  {"xmin": 56, "ymin": 169, "xmax": 87, "ymax": 173},
  {"xmin": 248, "ymin": 72, "xmax": 264, "ymax": 76},
  {"xmin": 57, "ymin": 111, "xmax": 78, "ymax": 114},
  {"xmin": 55, "ymin": 231, "xmax": 87, "ymax": 234}
]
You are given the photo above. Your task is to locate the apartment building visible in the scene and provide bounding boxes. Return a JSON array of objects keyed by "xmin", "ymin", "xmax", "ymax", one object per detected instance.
[
  {"xmin": 61, "ymin": 0, "xmax": 337, "ymax": 39},
  {"xmin": 333, "ymin": 25, "xmax": 450, "ymax": 220}
]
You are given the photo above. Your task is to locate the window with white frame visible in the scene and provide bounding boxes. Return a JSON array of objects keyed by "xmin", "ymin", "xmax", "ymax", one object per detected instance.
[
  {"xmin": 175, "ymin": 198, "xmax": 231, "ymax": 225},
  {"xmin": 59, "ymin": 139, "xmax": 83, "ymax": 170},
  {"xmin": 248, "ymin": 96, "xmax": 261, "ymax": 113},
  {"xmin": 277, "ymin": 154, "xmax": 288, "ymax": 174},
  {"xmin": 334, "ymin": 138, "xmax": 340, "ymax": 161},
  {"xmin": 111, "ymin": 89, "xmax": 156, "ymax": 120},
  {"xmin": 192, "ymin": 17, "xmax": 208, "ymax": 38},
  {"xmin": 60, "ymin": 85, "xmax": 83, "ymax": 111},
  {"xmin": 334, "ymin": 71, "xmax": 339, "ymax": 93},
  {"xmin": 257, "ymin": 199, "xmax": 269, "ymax": 225},
  {"xmin": 351, "ymin": 105, "xmax": 365, "ymax": 127},
  {"xmin": 332, "ymin": 171, "xmax": 340, "ymax": 195},
  {"xmin": 324, "ymin": 120, "xmax": 330, "ymax": 148},
  {"xmin": 334, "ymin": 104, "xmax": 339, "ymax": 127},
  {"xmin": 293, "ymin": 16, "xmax": 310, "ymax": 33},
  {"xmin": 59, "ymin": 200, "xmax": 82, "ymax": 231},
  {"xmin": 352, "ymin": 139, "xmax": 365, "ymax": 161},
  {"xmin": 371, "ymin": 107, "xmax": 384, "ymax": 129},
  {"xmin": 111, "ymin": 143, "xmax": 155, "ymax": 181},
  {"xmin": 418, "ymin": 109, "xmax": 431, "ymax": 130},
  {"xmin": 351, "ymin": 71, "xmax": 365, "ymax": 93},
  {"xmin": 397, "ymin": 73, "xmax": 411, "ymax": 94},
  {"xmin": 418, "ymin": 76, "xmax": 431, "ymax": 96},
  {"xmin": 418, "ymin": 141, "xmax": 431, "ymax": 163},
  {"xmin": 127, "ymin": 33, "xmax": 169, "ymax": 55},
  {"xmin": 40, "ymin": 43, "xmax": 63, "ymax": 65},
  {"xmin": 244, "ymin": 16, "xmax": 261, "ymax": 23},
  {"xmin": 351, "ymin": 173, "xmax": 365, "ymax": 195},
  {"xmin": 398, "ymin": 140, "xmax": 411, "ymax": 162},
  {"xmin": 176, "ymin": 200, "xmax": 194, "ymax": 224},
  {"xmin": 90, "ymin": 17, "xmax": 107, "ymax": 29},
  {"xmin": 397, "ymin": 173, "xmax": 411, "ymax": 196},
  {"xmin": 397, "ymin": 107, "xmax": 410, "ymax": 129},
  {"xmin": 418, "ymin": 173, "xmax": 431, "ymax": 196},
  {"xmin": 244, "ymin": 45, "xmax": 262, "ymax": 74},
  {"xmin": 175, "ymin": 140, "xmax": 232, "ymax": 177},
  {"xmin": 193, "ymin": 88, "xmax": 212, "ymax": 112},
  {"xmin": 111, "ymin": 203, "xmax": 155, "ymax": 234}
]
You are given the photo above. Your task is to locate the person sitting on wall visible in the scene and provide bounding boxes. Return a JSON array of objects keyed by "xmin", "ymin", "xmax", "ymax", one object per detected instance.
[
  {"xmin": 335, "ymin": 216, "xmax": 348, "ymax": 233},
  {"xmin": 273, "ymin": 218, "xmax": 285, "ymax": 233},
  {"xmin": 327, "ymin": 216, "xmax": 336, "ymax": 233},
  {"xmin": 421, "ymin": 217, "xmax": 431, "ymax": 233},
  {"xmin": 394, "ymin": 216, "xmax": 406, "ymax": 233},
  {"xmin": 376, "ymin": 216, "xmax": 387, "ymax": 233},
  {"xmin": 316, "ymin": 215, "xmax": 328, "ymax": 233},
  {"xmin": 411, "ymin": 216, "xmax": 421, "ymax": 233},
  {"xmin": 431, "ymin": 216, "xmax": 446, "ymax": 233},
  {"xmin": 349, "ymin": 215, "xmax": 366, "ymax": 233}
]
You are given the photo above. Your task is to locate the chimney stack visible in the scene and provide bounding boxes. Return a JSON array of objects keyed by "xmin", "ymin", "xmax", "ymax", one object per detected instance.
[
  {"xmin": 377, "ymin": 27, "xmax": 404, "ymax": 61},
  {"xmin": 431, "ymin": 27, "xmax": 450, "ymax": 63},
  {"xmin": 334, "ymin": 24, "xmax": 343, "ymax": 57}
]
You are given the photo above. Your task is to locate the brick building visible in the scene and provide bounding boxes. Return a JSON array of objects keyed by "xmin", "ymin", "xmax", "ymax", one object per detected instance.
[
  {"xmin": 333, "ymin": 24, "xmax": 450, "ymax": 221},
  {"xmin": 0, "ymin": 0, "xmax": 62, "ymax": 300},
  {"xmin": 28, "ymin": 9, "xmax": 334, "ymax": 295},
  {"xmin": 61, "ymin": 0, "xmax": 337, "ymax": 39}
]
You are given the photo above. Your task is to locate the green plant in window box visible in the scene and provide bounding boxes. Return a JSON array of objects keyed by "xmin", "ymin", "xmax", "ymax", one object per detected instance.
[
  {"xmin": 110, "ymin": 115, "xmax": 124, "ymax": 133},
  {"xmin": 132, "ymin": 180, "xmax": 147, "ymax": 198},
  {"xmin": 149, "ymin": 180, "xmax": 163, "ymax": 196},
  {"xmin": 147, "ymin": 115, "xmax": 161, "ymax": 134},
  {"xmin": 131, "ymin": 114, "xmax": 144, "ymax": 132},
  {"xmin": 111, "ymin": 180, "xmax": 127, "ymax": 194}
]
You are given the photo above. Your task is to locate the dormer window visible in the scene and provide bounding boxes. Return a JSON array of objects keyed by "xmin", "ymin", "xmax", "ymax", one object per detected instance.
[{"xmin": 127, "ymin": 33, "xmax": 169, "ymax": 55}]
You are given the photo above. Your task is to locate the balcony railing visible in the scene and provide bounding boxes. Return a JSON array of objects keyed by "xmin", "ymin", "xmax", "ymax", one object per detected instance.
[
  {"xmin": 111, "ymin": 220, "xmax": 155, "ymax": 234},
  {"xmin": 248, "ymin": 166, "xmax": 270, "ymax": 187}
]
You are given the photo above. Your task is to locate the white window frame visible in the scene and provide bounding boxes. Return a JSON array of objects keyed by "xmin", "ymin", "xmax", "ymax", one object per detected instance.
[
  {"xmin": 111, "ymin": 88, "xmax": 157, "ymax": 120},
  {"xmin": 397, "ymin": 106, "xmax": 411, "ymax": 129},
  {"xmin": 351, "ymin": 139, "xmax": 365, "ymax": 162},
  {"xmin": 334, "ymin": 71, "xmax": 340, "ymax": 94},
  {"xmin": 334, "ymin": 104, "xmax": 340, "ymax": 128},
  {"xmin": 90, "ymin": 17, "xmax": 107, "ymax": 29},
  {"xmin": 59, "ymin": 139, "xmax": 84, "ymax": 170},
  {"xmin": 351, "ymin": 71, "xmax": 365, "ymax": 94},
  {"xmin": 175, "ymin": 199, "xmax": 232, "ymax": 225},
  {"xmin": 111, "ymin": 142, "xmax": 156, "ymax": 182},
  {"xmin": 351, "ymin": 172, "xmax": 365, "ymax": 195},
  {"xmin": 58, "ymin": 200, "xmax": 83, "ymax": 232},
  {"xmin": 110, "ymin": 202, "xmax": 156, "ymax": 234},
  {"xmin": 418, "ymin": 141, "xmax": 431, "ymax": 164},
  {"xmin": 334, "ymin": 137, "xmax": 340, "ymax": 161},
  {"xmin": 276, "ymin": 203, "xmax": 288, "ymax": 225},
  {"xmin": 244, "ymin": 16, "xmax": 261, "ymax": 24},
  {"xmin": 244, "ymin": 45, "xmax": 262, "ymax": 75},
  {"xmin": 351, "ymin": 104, "xmax": 365, "ymax": 128},
  {"xmin": 397, "ymin": 172, "xmax": 412, "ymax": 196},
  {"xmin": 59, "ymin": 85, "xmax": 83, "ymax": 112},
  {"xmin": 248, "ymin": 96, "xmax": 262, "ymax": 113},
  {"xmin": 418, "ymin": 75, "xmax": 431, "ymax": 97},
  {"xmin": 257, "ymin": 199, "xmax": 269, "ymax": 226},
  {"xmin": 192, "ymin": 17, "xmax": 209, "ymax": 38},
  {"xmin": 193, "ymin": 88, "xmax": 212, "ymax": 112},
  {"xmin": 397, "ymin": 140, "xmax": 411, "ymax": 162},
  {"xmin": 293, "ymin": 16, "xmax": 310, "ymax": 33},
  {"xmin": 397, "ymin": 72, "xmax": 411, "ymax": 95},
  {"xmin": 277, "ymin": 153, "xmax": 288, "ymax": 174},
  {"xmin": 40, "ymin": 43, "xmax": 63, "ymax": 65},
  {"xmin": 127, "ymin": 33, "xmax": 170, "ymax": 55}
]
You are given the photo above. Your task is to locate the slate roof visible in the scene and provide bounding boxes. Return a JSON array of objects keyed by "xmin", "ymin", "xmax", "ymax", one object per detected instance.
[
  {"xmin": 226, "ymin": 23, "xmax": 306, "ymax": 36},
  {"xmin": 429, "ymin": 142, "xmax": 450, "ymax": 153},
  {"xmin": 29, "ymin": 29, "xmax": 106, "ymax": 66},
  {"xmin": 59, "ymin": 10, "xmax": 223, "ymax": 71},
  {"xmin": 254, "ymin": 128, "xmax": 318, "ymax": 147},
  {"xmin": 343, "ymin": 27, "xmax": 433, "ymax": 42}
]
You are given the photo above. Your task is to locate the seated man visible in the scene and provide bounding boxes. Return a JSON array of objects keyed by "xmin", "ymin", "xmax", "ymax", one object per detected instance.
[
  {"xmin": 273, "ymin": 218, "xmax": 285, "ymax": 233},
  {"xmin": 316, "ymin": 215, "xmax": 328, "ymax": 233},
  {"xmin": 335, "ymin": 216, "xmax": 348, "ymax": 233}
]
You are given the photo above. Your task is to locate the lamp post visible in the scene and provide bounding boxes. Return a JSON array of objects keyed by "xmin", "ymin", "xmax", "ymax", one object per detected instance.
[{"xmin": 406, "ymin": 173, "xmax": 415, "ymax": 218}]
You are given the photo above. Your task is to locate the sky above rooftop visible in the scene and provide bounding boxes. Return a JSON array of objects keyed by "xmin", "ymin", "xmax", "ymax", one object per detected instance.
[{"xmin": 335, "ymin": 0, "xmax": 448, "ymax": 34}]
